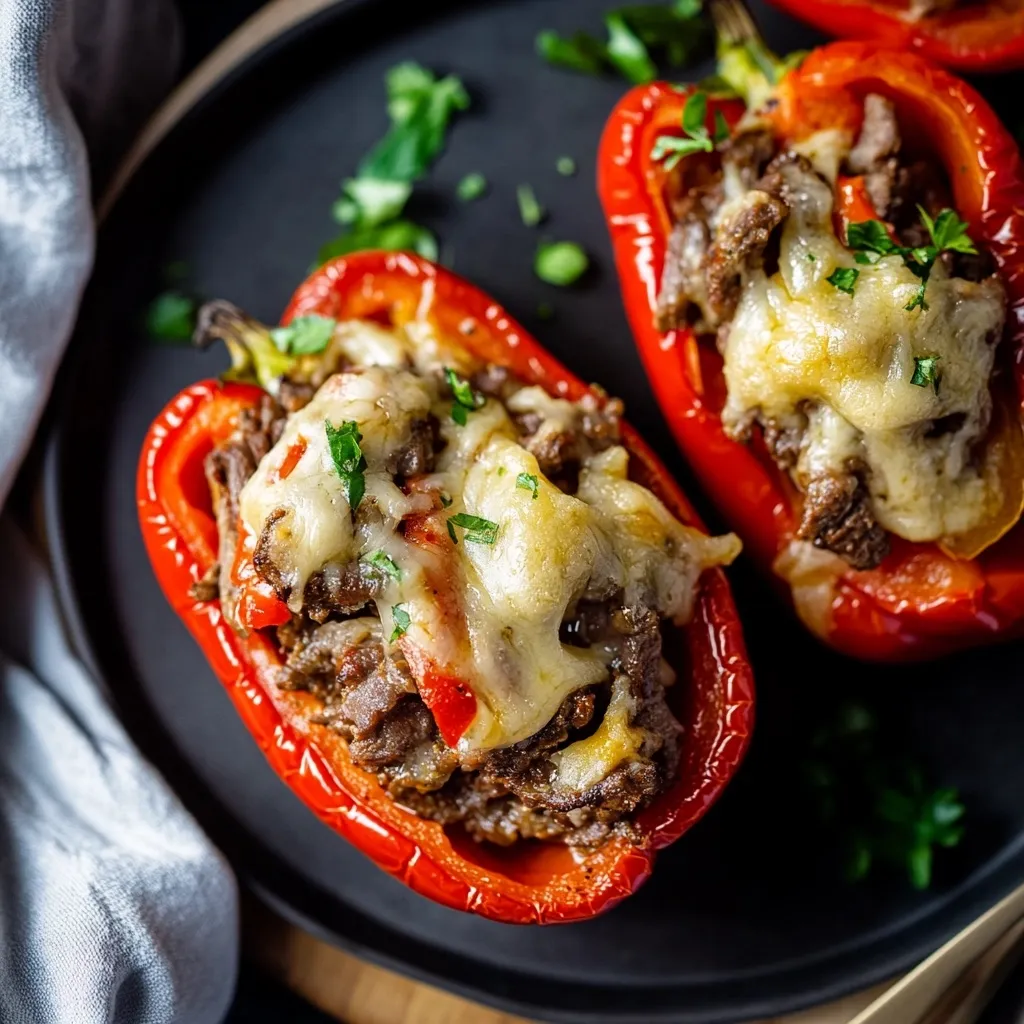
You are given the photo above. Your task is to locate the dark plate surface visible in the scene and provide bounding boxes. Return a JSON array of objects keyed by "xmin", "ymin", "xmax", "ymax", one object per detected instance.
[{"xmin": 43, "ymin": 1, "xmax": 1024, "ymax": 1021}]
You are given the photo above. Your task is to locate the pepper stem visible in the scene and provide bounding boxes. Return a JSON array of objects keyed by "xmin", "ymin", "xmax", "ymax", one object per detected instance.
[
  {"xmin": 709, "ymin": 0, "xmax": 805, "ymax": 111},
  {"xmin": 193, "ymin": 299, "xmax": 293, "ymax": 393}
]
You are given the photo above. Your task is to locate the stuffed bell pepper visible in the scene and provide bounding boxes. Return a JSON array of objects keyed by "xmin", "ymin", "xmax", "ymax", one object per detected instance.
[
  {"xmin": 767, "ymin": 0, "xmax": 1024, "ymax": 73},
  {"xmin": 137, "ymin": 251, "xmax": 754, "ymax": 923},
  {"xmin": 599, "ymin": 20, "xmax": 1024, "ymax": 661}
]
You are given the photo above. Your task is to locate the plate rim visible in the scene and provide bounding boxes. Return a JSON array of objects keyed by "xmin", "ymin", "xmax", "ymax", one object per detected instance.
[{"xmin": 39, "ymin": 1, "xmax": 1024, "ymax": 1021}]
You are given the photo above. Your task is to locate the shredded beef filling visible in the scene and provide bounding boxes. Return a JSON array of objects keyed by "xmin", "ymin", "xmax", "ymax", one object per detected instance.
[
  {"xmin": 654, "ymin": 94, "xmax": 1001, "ymax": 571},
  {"xmin": 202, "ymin": 361, "xmax": 683, "ymax": 846}
]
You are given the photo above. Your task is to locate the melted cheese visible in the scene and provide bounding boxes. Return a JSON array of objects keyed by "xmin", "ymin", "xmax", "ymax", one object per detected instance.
[
  {"xmin": 720, "ymin": 139, "xmax": 1006, "ymax": 542},
  {"xmin": 550, "ymin": 674, "xmax": 644, "ymax": 794},
  {"xmin": 238, "ymin": 366, "xmax": 432, "ymax": 606},
  {"xmin": 237, "ymin": 320, "xmax": 739, "ymax": 771}
]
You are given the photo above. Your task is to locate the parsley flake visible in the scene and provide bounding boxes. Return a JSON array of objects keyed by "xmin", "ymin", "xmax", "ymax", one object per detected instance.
[
  {"xmin": 827, "ymin": 267, "xmax": 859, "ymax": 295},
  {"xmin": 535, "ymin": 241, "xmax": 589, "ymax": 286},
  {"xmin": 439, "ymin": 492, "xmax": 453, "ymax": 508},
  {"xmin": 270, "ymin": 314, "xmax": 337, "ymax": 356},
  {"xmin": 516, "ymin": 472, "xmax": 540, "ymax": 499},
  {"xmin": 846, "ymin": 208, "xmax": 977, "ymax": 314},
  {"xmin": 447, "ymin": 513, "xmax": 499, "ymax": 545},
  {"xmin": 556, "ymin": 156, "xmax": 577, "ymax": 176},
  {"xmin": 457, "ymin": 172, "xmax": 487, "ymax": 201},
  {"xmin": 325, "ymin": 420, "xmax": 367, "ymax": 511},
  {"xmin": 146, "ymin": 291, "xmax": 196, "ymax": 341},
  {"xmin": 390, "ymin": 603, "xmax": 411, "ymax": 642},
  {"xmin": 910, "ymin": 355, "xmax": 942, "ymax": 394},
  {"xmin": 517, "ymin": 184, "xmax": 546, "ymax": 227},
  {"xmin": 364, "ymin": 550, "xmax": 402, "ymax": 582},
  {"xmin": 651, "ymin": 91, "xmax": 714, "ymax": 170},
  {"xmin": 445, "ymin": 367, "xmax": 483, "ymax": 425}
]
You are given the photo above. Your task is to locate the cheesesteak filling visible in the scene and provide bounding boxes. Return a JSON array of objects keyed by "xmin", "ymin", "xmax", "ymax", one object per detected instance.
[
  {"xmin": 656, "ymin": 92, "xmax": 1008, "ymax": 570},
  {"xmin": 195, "ymin": 303, "xmax": 739, "ymax": 846}
]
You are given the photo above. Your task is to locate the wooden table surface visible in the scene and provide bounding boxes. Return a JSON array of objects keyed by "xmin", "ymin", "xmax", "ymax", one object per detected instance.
[{"xmin": 242, "ymin": 894, "xmax": 892, "ymax": 1024}]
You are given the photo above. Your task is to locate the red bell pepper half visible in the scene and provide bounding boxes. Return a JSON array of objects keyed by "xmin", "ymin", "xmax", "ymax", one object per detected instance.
[
  {"xmin": 137, "ymin": 250, "xmax": 754, "ymax": 923},
  {"xmin": 767, "ymin": 0, "xmax": 1024, "ymax": 73},
  {"xmin": 599, "ymin": 42, "xmax": 1024, "ymax": 661}
]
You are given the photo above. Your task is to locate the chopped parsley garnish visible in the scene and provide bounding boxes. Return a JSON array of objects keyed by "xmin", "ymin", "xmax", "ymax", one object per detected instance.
[
  {"xmin": 910, "ymin": 355, "xmax": 942, "ymax": 394},
  {"xmin": 363, "ymin": 549, "xmax": 402, "ymax": 582},
  {"xmin": 446, "ymin": 513, "xmax": 499, "ymax": 545},
  {"xmin": 325, "ymin": 419, "xmax": 367, "ymax": 511},
  {"xmin": 534, "ymin": 241, "xmax": 589, "ymax": 286},
  {"xmin": 318, "ymin": 63, "xmax": 467, "ymax": 264},
  {"xmin": 537, "ymin": 2, "xmax": 708, "ymax": 85},
  {"xmin": 806, "ymin": 253, "xmax": 816, "ymax": 262},
  {"xmin": 456, "ymin": 172, "xmax": 487, "ymax": 201},
  {"xmin": 269, "ymin": 314, "xmax": 337, "ymax": 356},
  {"xmin": 846, "ymin": 207, "xmax": 977, "ymax": 313},
  {"xmin": 517, "ymin": 184, "xmax": 545, "ymax": 227},
  {"xmin": 826, "ymin": 267, "xmax": 859, "ymax": 295},
  {"xmin": 556, "ymin": 156, "xmax": 577, "ymax": 176},
  {"xmin": 516, "ymin": 472, "xmax": 540, "ymax": 499},
  {"xmin": 439, "ymin": 492, "xmax": 453, "ymax": 508},
  {"xmin": 445, "ymin": 367, "xmax": 483, "ymax": 425},
  {"xmin": 390, "ymin": 604, "xmax": 411, "ymax": 642},
  {"xmin": 146, "ymin": 291, "xmax": 196, "ymax": 341},
  {"xmin": 651, "ymin": 91, "xmax": 715, "ymax": 170},
  {"xmin": 803, "ymin": 700, "xmax": 965, "ymax": 890},
  {"xmin": 713, "ymin": 109, "xmax": 730, "ymax": 144}
]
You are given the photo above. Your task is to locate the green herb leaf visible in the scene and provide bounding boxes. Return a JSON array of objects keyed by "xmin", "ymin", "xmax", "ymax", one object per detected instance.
[
  {"xmin": 270, "ymin": 314, "xmax": 337, "ymax": 356},
  {"xmin": 364, "ymin": 549, "xmax": 402, "ymax": 582},
  {"xmin": 806, "ymin": 253, "xmax": 816, "ymax": 263},
  {"xmin": 457, "ymin": 172, "xmax": 487, "ymax": 201},
  {"xmin": 334, "ymin": 178, "xmax": 412, "ymax": 228},
  {"xmin": 517, "ymin": 184, "xmax": 545, "ymax": 227},
  {"xmin": 826, "ymin": 267, "xmax": 859, "ymax": 295},
  {"xmin": 803, "ymin": 699, "xmax": 965, "ymax": 891},
  {"xmin": 713, "ymin": 109, "xmax": 730, "ymax": 144},
  {"xmin": 447, "ymin": 512, "xmax": 499, "ymax": 545},
  {"xmin": 651, "ymin": 90, "xmax": 714, "ymax": 169},
  {"xmin": 536, "ymin": 29, "xmax": 608, "ymax": 75},
  {"xmin": 445, "ymin": 367, "xmax": 482, "ymax": 426},
  {"xmin": 910, "ymin": 355, "xmax": 941, "ymax": 393},
  {"xmin": 556, "ymin": 156, "xmax": 577, "ymax": 176},
  {"xmin": 325, "ymin": 419, "xmax": 367, "ymax": 511},
  {"xmin": 390, "ymin": 603, "xmax": 411, "ymax": 642},
  {"xmin": 516, "ymin": 472, "xmax": 540, "ymax": 499},
  {"xmin": 359, "ymin": 63, "xmax": 469, "ymax": 183},
  {"xmin": 318, "ymin": 219, "xmax": 438, "ymax": 266},
  {"xmin": 146, "ymin": 291, "xmax": 196, "ymax": 341},
  {"xmin": 846, "ymin": 220, "xmax": 899, "ymax": 257},
  {"xmin": 439, "ymin": 492, "xmax": 453, "ymax": 508},
  {"xmin": 534, "ymin": 241, "xmax": 589, "ymax": 286},
  {"xmin": 605, "ymin": 11, "xmax": 658, "ymax": 84},
  {"xmin": 919, "ymin": 205, "xmax": 977, "ymax": 255}
]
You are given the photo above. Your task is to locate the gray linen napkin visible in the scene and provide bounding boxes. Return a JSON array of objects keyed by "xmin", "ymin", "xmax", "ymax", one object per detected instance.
[{"xmin": 0, "ymin": 1, "xmax": 239, "ymax": 1021}]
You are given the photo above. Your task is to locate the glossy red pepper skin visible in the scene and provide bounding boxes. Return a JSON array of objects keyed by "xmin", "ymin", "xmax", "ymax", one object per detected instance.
[
  {"xmin": 137, "ymin": 250, "xmax": 755, "ymax": 924},
  {"xmin": 768, "ymin": 0, "xmax": 1024, "ymax": 73},
  {"xmin": 598, "ymin": 43, "xmax": 1024, "ymax": 662}
]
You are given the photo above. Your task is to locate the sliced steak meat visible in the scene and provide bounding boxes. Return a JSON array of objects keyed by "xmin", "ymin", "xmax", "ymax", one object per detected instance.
[
  {"xmin": 389, "ymin": 415, "xmax": 438, "ymax": 477},
  {"xmin": 204, "ymin": 393, "xmax": 288, "ymax": 632},
  {"xmin": 657, "ymin": 212, "xmax": 713, "ymax": 331},
  {"xmin": 579, "ymin": 392, "xmax": 623, "ymax": 451},
  {"xmin": 718, "ymin": 127, "xmax": 776, "ymax": 188},
  {"xmin": 704, "ymin": 189, "xmax": 789, "ymax": 325},
  {"xmin": 189, "ymin": 563, "xmax": 220, "ymax": 602},
  {"xmin": 762, "ymin": 418, "xmax": 806, "ymax": 470},
  {"xmin": 847, "ymin": 94, "xmax": 901, "ymax": 215},
  {"xmin": 302, "ymin": 562, "xmax": 387, "ymax": 622},
  {"xmin": 796, "ymin": 471, "xmax": 891, "ymax": 570}
]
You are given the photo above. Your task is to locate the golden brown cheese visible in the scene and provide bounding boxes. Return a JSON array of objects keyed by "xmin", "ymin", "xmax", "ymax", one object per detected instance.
[
  {"xmin": 720, "ymin": 135, "xmax": 1006, "ymax": 543},
  {"xmin": 237, "ymin": 319, "xmax": 739, "ymax": 782}
]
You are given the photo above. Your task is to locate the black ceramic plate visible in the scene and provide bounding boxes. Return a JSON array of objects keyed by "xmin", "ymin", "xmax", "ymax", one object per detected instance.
[{"xmin": 43, "ymin": 1, "xmax": 1024, "ymax": 1021}]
